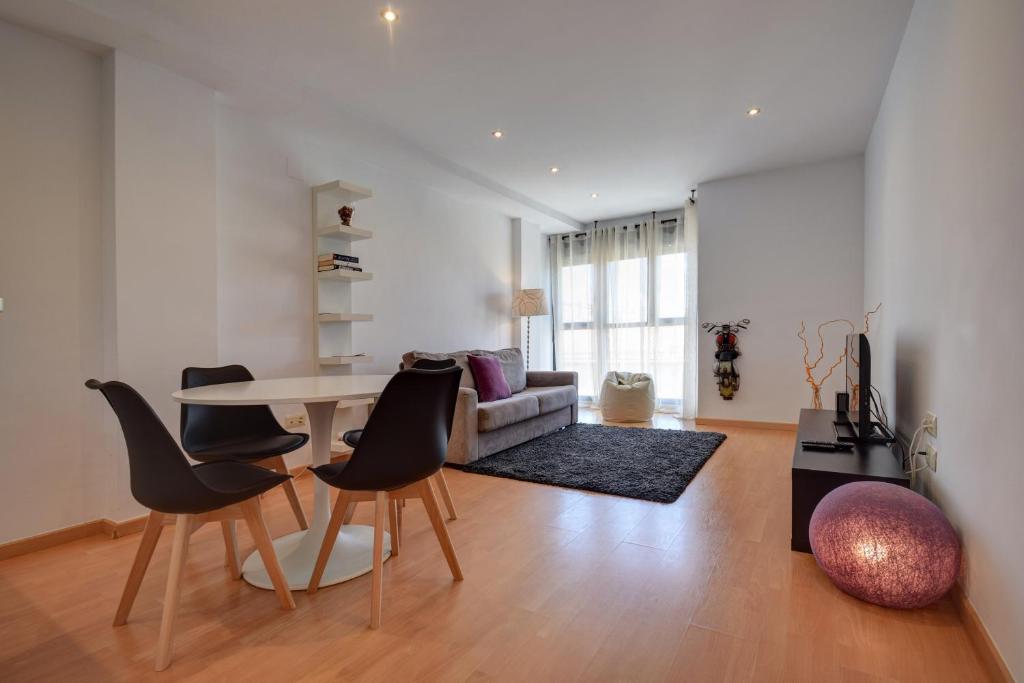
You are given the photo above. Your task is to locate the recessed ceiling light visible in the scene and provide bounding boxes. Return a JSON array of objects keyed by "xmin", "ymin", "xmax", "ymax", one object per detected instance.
[
  {"xmin": 491, "ymin": 130, "xmax": 504, "ymax": 139},
  {"xmin": 550, "ymin": 166, "xmax": 560, "ymax": 174},
  {"xmin": 747, "ymin": 107, "xmax": 762, "ymax": 117},
  {"xmin": 381, "ymin": 8, "xmax": 398, "ymax": 22},
  {"xmin": 591, "ymin": 192, "xmax": 599, "ymax": 199}
]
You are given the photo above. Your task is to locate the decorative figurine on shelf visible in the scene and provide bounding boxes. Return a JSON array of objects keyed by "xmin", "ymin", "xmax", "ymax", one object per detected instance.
[
  {"xmin": 338, "ymin": 205, "xmax": 354, "ymax": 226},
  {"xmin": 797, "ymin": 303, "xmax": 881, "ymax": 410},
  {"xmin": 703, "ymin": 319, "xmax": 749, "ymax": 400}
]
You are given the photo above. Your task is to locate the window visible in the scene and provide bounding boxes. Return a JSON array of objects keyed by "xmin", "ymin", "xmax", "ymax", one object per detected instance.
[{"xmin": 551, "ymin": 217, "xmax": 688, "ymax": 407}]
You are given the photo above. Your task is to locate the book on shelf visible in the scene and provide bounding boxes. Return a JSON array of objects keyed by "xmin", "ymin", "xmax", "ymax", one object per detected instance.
[
  {"xmin": 318, "ymin": 263, "xmax": 364, "ymax": 272},
  {"xmin": 317, "ymin": 252, "xmax": 358, "ymax": 264}
]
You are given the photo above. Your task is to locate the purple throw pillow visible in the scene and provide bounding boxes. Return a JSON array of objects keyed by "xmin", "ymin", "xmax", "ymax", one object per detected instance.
[{"xmin": 467, "ymin": 354, "xmax": 512, "ymax": 402}]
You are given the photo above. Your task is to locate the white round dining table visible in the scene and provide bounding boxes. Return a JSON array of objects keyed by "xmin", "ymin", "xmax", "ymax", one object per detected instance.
[{"xmin": 172, "ymin": 374, "xmax": 393, "ymax": 591}]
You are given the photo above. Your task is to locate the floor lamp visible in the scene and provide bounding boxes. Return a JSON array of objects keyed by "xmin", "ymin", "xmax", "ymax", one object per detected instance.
[{"xmin": 512, "ymin": 289, "xmax": 550, "ymax": 370}]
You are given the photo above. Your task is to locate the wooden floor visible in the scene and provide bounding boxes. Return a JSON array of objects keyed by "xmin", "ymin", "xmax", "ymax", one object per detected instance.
[{"xmin": 0, "ymin": 410, "xmax": 989, "ymax": 682}]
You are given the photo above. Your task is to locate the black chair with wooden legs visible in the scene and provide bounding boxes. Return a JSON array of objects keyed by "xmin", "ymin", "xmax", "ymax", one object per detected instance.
[
  {"xmin": 341, "ymin": 357, "xmax": 459, "ymax": 528},
  {"xmin": 86, "ymin": 379, "xmax": 296, "ymax": 671},
  {"xmin": 181, "ymin": 365, "xmax": 310, "ymax": 542},
  {"xmin": 307, "ymin": 366, "xmax": 464, "ymax": 629}
]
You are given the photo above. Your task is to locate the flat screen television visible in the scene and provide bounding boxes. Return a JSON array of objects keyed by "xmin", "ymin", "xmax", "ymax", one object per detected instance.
[{"xmin": 845, "ymin": 333, "xmax": 872, "ymax": 440}]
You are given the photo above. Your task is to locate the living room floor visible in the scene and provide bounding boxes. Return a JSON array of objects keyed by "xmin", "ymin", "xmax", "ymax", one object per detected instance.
[{"xmin": 0, "ymin": 410, "xmax": 987, "ymax": 682}]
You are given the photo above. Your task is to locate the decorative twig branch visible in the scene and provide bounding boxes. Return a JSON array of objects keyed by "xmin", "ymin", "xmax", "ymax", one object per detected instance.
[
  {"xmin": 863, "ymin": 302, "xmax": 882, "ymax": 335},
  {"xmin": 798, "ymin": 319, "xmax": 855, "ymax": 409},
  {"xmin": 800, "ymin": 303, "xmax": 882, "ymax": 410}
]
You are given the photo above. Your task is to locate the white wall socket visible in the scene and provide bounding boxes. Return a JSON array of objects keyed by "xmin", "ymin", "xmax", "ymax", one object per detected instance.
[
  {"xmin": 284, "ymin": 414, "xmax": 307, "ymax": 428},
  {"xmin": 924, "ymin": 444, "xmax": 938, "ymax": 472},
  {"xmin": 924, "ymin": 411, "xmax": 938, "ymax": 437}
]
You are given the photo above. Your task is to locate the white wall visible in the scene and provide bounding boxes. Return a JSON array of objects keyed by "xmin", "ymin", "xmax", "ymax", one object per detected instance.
[
  {"xmin": 0, "ymin": 22, "xmax": 533, "ymax": 538},
  {"xmin": 511, "ymin": 219, "xmax": 553, "ymax": 371},
  {"xmin": 698, "ymin": 157, "xmax": 865, "ymax": 423},
  {"xmin": 0, "ymin": 21, "xmax": 107, "ymax": 543},
  {"xmin": 104, "ymin": 51, "xmax": 219, "ymax": 518},
  {"xmin": 216, "ymin": 104, "xmax": 516, "ymax": 463},
  {"xmin": 865, "ymin": 0, "xmax": 1024, "ymax": 676}
]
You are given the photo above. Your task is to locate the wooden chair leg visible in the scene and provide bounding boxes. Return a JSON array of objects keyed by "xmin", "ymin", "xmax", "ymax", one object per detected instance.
[
  {"xmin": 154, "ymin": 514, "xmax": 191, "ymax": 671},
  {"xmin": 419, "ymin": 480, "xmax": 464, "ymax": 581},
  {"xmin": 271, "ymin": 455, "xmax": 309, "ymax": 530},
  {"xmin": 220, "ymin": 520, "xmax": 242, "ymax": 580},
  {"xmin": 307, "ymin": 489, "xmax": 353, "ymax": 593},
  {"xmin": 241, "ymin": 499, "xmax": 296, "ymax": 610},
  {"xmin": 113, "ymin": 510, "xmax": 164, "ymax": 627},
  {"xmin": 370, "ymin": 491, "xmax": 387, "ymax": 629},
  {"xmin": 388, "ymin": 498, "xmax": 400, "ymax": 557},
  {"xmin": 342, "ymin": 501, "xmax": 357, "ymax": 525},
  {"xmin": 432, "ymin": 468, "xmax": 458, "ymax": 520}
]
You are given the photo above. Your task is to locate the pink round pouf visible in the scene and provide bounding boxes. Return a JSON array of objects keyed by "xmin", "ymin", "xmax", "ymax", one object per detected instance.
[{"xmin": 809, "ymin": 481, "xmax": 961, "ymax": 608}]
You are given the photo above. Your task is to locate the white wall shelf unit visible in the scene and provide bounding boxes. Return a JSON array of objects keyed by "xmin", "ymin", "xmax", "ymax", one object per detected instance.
[
  {"xmin": 314, "ymin": 180, "xmax": 372, "ymax": 201},
  {"xmin": 312, "ymin": 179, "xmax": 373, "ymax": 383},
  {"xmin": 317, "ymin": 224, "xmax": 373, "ymax": 240},
  {"xmin": 317, "ymin": 269, "xmax": 373, "ymax": 282},
  {"xmin": 318, "ymin": 313, "xmax": 374, "ymax": 323}
]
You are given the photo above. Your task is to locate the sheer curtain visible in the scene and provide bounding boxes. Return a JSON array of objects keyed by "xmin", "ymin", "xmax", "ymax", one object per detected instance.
[{"xmin": 549, "ymin": 209, "xmax": 697, "ymax": 417}]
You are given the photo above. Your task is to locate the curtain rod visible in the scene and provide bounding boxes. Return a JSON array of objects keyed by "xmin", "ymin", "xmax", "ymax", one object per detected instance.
[{"xmin": 553, "ymin": 216, "xmax": 678, "ymax": 240}]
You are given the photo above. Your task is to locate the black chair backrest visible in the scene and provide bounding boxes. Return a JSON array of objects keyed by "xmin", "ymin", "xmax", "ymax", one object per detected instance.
[
  {"xmin": 411, "ymin": 358, "xmax": 459, "ymax": 436},
  {"xmin": 181, "ymin": 365, "xmax": 287, "ymax": 451},
  {"xmin": 335, "ymin": 366, "xmax": 462, "ymax": 491},
  {"xmin": 86, "ymin": 379, "xmax": 212, "ymax": 513}
]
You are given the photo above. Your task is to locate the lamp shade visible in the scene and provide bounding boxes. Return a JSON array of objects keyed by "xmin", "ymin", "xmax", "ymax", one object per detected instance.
[
  {"xmin": 809, "ymin": 481, "xmax": 961, "ymax": 609},
  {"xmin": 512, "ymin": 289, "xmax": 549, "ymax": 317}
]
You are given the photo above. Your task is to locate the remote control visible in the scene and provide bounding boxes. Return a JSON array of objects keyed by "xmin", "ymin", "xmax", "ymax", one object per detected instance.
[{"xmin": 801, "ymin": 440, "xmax": 855, "ymax": 452}]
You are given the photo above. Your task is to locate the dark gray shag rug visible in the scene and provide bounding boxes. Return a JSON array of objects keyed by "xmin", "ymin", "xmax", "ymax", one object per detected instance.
[{"xmin": 456, "ymin": 423, "xmax": 726, "ymax": 503}]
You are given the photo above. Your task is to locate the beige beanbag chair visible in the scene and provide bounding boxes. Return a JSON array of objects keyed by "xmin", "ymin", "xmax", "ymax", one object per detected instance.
[{"xmin": 599, "ymin": 371, "xmax": 656, "ymax": 422}]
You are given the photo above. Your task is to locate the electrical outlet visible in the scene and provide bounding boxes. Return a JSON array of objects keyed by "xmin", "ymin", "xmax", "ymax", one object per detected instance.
[
  {"xmin": 923, "ymin": 412, "xmax": 938, "ymax": 437},
  {"xmin": 924, "ymin": 444, "xmax": 938, "ymax": 472},
  {"xmin": 284, "ymin": 414, "xmax": 307, "ymax": 428}
]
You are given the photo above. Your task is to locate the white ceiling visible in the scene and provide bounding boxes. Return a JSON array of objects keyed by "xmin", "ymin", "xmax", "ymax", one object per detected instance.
[{"xmin": 1, "ymin": 0, "xmax": 912, "ymax": 225}]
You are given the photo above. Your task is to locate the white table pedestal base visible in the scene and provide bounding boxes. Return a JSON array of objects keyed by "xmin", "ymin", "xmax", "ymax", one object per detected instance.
[{"xmin": 242, "ymin": 525, "xmax": 391, "ymax": 591}]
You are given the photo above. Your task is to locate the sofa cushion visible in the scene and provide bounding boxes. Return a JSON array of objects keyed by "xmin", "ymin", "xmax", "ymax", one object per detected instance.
[
  {"xmin": 403, "ymin": 347, "xmax": 526, "ymax": 393},
  {"xmin": 477, "ymin": 393, "xmax": 540, "ymax": 432},
  {"xmin": 478, "ymin": 347, "xmax": 526, "ymax": 393},
  {"xmin": 467, "ymin": 354, "xmax": 512, "ymax": 402},
  {"xmin": 520, "ymin": 385, "xmax": 577, "ymax": 414}
]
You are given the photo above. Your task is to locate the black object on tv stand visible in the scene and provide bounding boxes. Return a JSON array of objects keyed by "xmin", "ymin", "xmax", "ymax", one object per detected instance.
[{"xmin": 791, "ymin": 408, "xmax": 909, "ymax": 553}]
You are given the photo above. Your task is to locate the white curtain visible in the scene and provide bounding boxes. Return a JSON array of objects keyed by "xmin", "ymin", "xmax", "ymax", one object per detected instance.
[{"xmin": 550, "ymin": 209, "xmax": 698, "ymax": 417}]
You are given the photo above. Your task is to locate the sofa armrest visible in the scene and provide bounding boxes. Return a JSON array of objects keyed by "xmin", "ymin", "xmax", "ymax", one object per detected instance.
[
  {"xmin": 446, "ymin": 387, "xmax": 479, "ymax": 465},
  {"xmin": 526, "ymin": 370, "xmax": 578, "ymax": 388}
]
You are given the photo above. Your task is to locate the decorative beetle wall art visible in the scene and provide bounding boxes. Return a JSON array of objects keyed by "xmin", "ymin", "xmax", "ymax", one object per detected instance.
[{"xmin": 702, "ymin": 319, "xmax": 750, "ymax": 400}]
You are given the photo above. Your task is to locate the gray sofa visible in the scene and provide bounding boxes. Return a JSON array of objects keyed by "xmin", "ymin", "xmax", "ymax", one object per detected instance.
[{"xmin": 401, "ymin": 348, "xmax": 578, "ymax": 465}]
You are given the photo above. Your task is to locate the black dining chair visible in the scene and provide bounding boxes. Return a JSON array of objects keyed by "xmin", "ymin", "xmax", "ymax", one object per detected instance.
[
  {"xmin": 86, "ymin": 379, "xmax": 295, "ymax": 671},
  {"xmin": 340, "ymin": 357, "xmax": 459, "ymax": 526},
  {"xmin": 181, "ymin": 365, "xmax": 310, "ymax": 535},
  {"xmin": 306, "ymin": 366, "xmax": 464, "ymax": 629}
]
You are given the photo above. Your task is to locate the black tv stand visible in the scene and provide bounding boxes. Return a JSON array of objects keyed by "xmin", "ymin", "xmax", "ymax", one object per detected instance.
[
  {"xmin": 833, "ymin": 417, "xmax": 896, "ymax": 445},
  {"xmin": 792, "ymin": 409, "xmax": 909, "ymax": 553}
]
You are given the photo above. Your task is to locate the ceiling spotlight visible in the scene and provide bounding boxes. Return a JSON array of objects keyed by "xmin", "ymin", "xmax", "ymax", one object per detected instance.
[
  {"xmin": 550, "ymin": 166, "xmax": 560, "ymax": 174},
  {"xmin": 381, "ymin": 7, "xmax": 398, "ymax": 22},
  {"xmin": 747, "ymin": 106, "xmax": 762, "ymax": 117},
  {"xmin": 491, "ymin": 130, "xmax": 504, "ymax": 139},
  {"xmin": 591, "ymin": 192, "xmax": 599, "ymax": 199}
]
